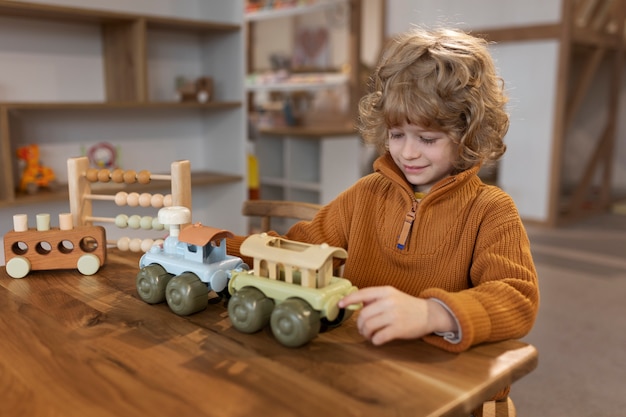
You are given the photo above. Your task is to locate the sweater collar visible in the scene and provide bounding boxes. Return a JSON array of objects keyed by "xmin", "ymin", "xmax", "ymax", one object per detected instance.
[{"xmin": 373, "ymin": 152, "xmax": 481, "ymax": 198}]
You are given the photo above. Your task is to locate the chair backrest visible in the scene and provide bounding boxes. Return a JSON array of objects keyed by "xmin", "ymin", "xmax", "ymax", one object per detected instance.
[{"xmin": 242, "ymin": 200, "xmax": 322, "ymax": 232}]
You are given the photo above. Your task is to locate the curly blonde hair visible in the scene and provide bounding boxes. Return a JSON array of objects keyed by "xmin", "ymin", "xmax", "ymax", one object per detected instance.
[{"xmin": 357, "ymin": 27, "xmax": 509, "ymax": 171}]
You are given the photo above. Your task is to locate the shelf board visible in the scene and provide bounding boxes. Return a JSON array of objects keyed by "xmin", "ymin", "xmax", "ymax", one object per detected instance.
[
  {"xmin": 0, "ymin": 1, "xmax": 240, "ymax": 32},
  {"xmin": 258, "ymin": 120, "xmax": 357, "ymax": 137},
  {"xmin": 145, "ymin": 16, "xmax": 239, "ymax": 33},
  {"xmin": 0, "ymin": 171, "xmax": 243, "ymax": 209},
  {"xmin": 245, "ymin": 0, "xmax": 347, "ymax": 22},
  {"xmin": 246, "ymin": 72, "xmax": 348, "ymax": 93},
  {"xmin": 0, "ymin": 101, "xmax": 242, "ymax": 112},
  {"xmin": 261, "ymin": 177, "xmax": 321, "ymax": 192}
]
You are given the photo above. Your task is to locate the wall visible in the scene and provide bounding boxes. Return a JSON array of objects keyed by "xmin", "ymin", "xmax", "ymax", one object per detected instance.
[
  {"xmin": 386, "ymin": 0, "xmax": 563, "ymax": 222},
  {"xmin": 565, "ymin": 62, "xmax": 626, "ymax": 193}
]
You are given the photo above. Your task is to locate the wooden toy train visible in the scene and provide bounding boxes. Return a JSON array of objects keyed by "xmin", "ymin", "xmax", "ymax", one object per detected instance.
[{"xmin": 135, "ymin": 206, "xmax": 359, "ymax": 347}]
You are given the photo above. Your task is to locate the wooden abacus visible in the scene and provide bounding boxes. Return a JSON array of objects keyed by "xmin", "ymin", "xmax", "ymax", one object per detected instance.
[{"xmin": 67, "ymin": 156, "xmax": 192, "ymax": 252}]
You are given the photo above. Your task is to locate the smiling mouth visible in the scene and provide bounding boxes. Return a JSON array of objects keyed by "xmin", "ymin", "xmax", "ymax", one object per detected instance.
[{"xmin": 405, "ymin": 165, "xmax": 426, "ymax": 172}]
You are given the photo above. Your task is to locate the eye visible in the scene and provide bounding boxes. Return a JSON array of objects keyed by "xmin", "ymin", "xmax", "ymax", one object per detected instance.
[
  {"xmin": 389, "ymin": 131, "xmax": 404, "ymax": 140},
  {"xmin": 420, "ymin": 136, "xmax": 437, "ymax": 144}
]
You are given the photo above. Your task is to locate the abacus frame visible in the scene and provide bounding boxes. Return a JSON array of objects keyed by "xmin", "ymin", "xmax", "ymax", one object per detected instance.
[{"xmin": 67, "ymin": 156, "xmax": 192, "ymax": 248}]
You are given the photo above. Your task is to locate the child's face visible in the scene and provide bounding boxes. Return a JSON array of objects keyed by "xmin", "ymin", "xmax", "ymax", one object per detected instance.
[{"xmin": 387, "ymin": 122, "xmax": 457, "ymax": 193}]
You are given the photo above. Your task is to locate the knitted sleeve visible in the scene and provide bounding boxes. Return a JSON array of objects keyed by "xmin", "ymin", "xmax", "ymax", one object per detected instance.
[{"xmin": 421, "ymin": 190, "xmax": 539, "ymax": 352}]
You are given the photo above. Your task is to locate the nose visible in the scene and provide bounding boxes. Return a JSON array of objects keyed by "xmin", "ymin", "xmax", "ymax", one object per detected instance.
[{"xmin": 401, "ymin": 137, "xmax": 421, "ymax": 159}]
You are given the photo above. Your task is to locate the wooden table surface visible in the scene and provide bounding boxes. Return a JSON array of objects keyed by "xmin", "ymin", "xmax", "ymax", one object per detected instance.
[{"xmin": 0, "ymin": 250, "xmax": 537, "ymax": 417}]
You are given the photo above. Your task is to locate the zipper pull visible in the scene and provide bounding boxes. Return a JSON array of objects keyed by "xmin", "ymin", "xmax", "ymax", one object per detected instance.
[{"xmin": 397, "ymin": 200, "xmax": 418, "ymax": 250}]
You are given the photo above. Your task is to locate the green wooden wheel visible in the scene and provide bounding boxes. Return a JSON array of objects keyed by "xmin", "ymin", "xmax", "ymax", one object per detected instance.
[
  {"xmin": 270, "ymin": 298, "xmax": 320, "ymax": 347},
  {"xmin": 228, "ymin": 286, "xmax": 274, "ymax": 333},
  {"xmin": 136, "ymin": 264, "xmax": 172, "ymax": 304},
  {"xmin": 321, "ymin": 308, "xmax": 354, "ymax": 332},
  {"xmin": 166, "ymin": 272, "xmax": 208, "ymax": 316}
]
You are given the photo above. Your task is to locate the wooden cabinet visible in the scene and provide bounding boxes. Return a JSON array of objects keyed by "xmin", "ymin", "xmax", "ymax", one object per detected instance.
[{"xmin": 0, "ymin": 1, "xmax": 247, "ymax": 235}]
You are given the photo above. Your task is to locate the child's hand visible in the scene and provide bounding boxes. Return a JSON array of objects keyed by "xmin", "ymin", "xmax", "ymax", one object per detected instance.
[{"xmin": 338, "ymin": 286, "xmax": 456, "ymax": 346}]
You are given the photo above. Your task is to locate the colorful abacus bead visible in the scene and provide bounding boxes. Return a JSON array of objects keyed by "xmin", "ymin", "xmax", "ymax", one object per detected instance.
[
  {"xmin": 86, "ymin": 168, "xmax": 99, "ymax": 182},
  {"xmin": 137, "ymin": 170, "xmax": 151, "ymax": 184},
  {"xmin": 114, "ymin": 192, "xmax": 127, "ymax": 206},
  {"xmin": 123, "ymin": 170, "xmax": 137, "ymax": 184},
  {"xmin": 97, "ymin": 169, "xmax": 111, "ymax": 182},
  {"xmin": 126, "ymin": 192, "xmax": 140, "ymax": 207}
]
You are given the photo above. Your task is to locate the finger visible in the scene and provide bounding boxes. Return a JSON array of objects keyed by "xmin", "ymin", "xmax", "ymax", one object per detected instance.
[
  {"xmin": 360, "ymin": 314, "xmax": 404, "ymax": 346},
  {"xmin": 357, "ymin": 307, "xmax": 392, "ymax": 340},
  {"xmin": 338, "ymin": 286, "xmax": 390, "ymax": 308},
  {"xmin": 370, "ymin": 326, "xmax": 396, "ymax": 346}
]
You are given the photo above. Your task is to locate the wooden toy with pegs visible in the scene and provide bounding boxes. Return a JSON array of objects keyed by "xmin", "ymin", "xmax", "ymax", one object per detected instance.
[
  {"xmin": 227, "ymin": 234, "xmax": 360, "ymax": 347},
  {"xmin": 67, "ymin": 156, "xmax": 192, "ymax": 253},
  {"xmin": 3, "ymin": 213, "xmax": 106, "ymax": 279}
]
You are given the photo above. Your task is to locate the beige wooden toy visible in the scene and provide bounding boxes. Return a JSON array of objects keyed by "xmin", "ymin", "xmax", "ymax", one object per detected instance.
[
  {"xmin": 228, "ymin": 233, "xmax": 360, "ymax": 347},
  {"xmin": 4, "ymin": 213, "xmax": 106, "ymax": 278}
]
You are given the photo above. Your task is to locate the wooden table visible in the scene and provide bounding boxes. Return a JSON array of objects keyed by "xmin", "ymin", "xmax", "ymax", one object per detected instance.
[{"xmin": 0, "ymin": 250, "xmax": 537, "ymax": 417}]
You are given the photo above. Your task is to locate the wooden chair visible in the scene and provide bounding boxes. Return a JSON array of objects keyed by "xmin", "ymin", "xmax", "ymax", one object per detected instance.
[
  {"xmin": 242, "ymin": 200, "xmax": 322, "ymax": 232},
  {"xmin": 474, "ymin": 397, "xmax": 516, "ymax": 417}
]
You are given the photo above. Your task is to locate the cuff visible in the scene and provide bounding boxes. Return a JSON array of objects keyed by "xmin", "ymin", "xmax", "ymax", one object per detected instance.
[{"xmin": 430, "ymin": 298, "xmax": 462, "ymax": 344}]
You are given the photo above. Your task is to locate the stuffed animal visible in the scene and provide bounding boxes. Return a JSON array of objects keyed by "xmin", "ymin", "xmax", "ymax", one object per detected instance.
[{"xmin": 16, "ymin": 144, "xmax": 56, "ymax": 194}]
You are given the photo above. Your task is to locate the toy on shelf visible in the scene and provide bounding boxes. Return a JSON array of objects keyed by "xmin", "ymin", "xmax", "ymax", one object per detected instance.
[
  {"xmin": 3, "ymin": 212, "xmax": 106, "ymax": 279},
  {"xmin": 16, "ymin": 144, "xmax": 56, "ymax": 194},
  {"xmin": 67, "ymin": 156, "xmax": 191, "ymax": 253},
  {"xmin": 86, "ymin": 142, "xmax": 119, "ymax": 169},
  {"xmin": 227, "ymin": 233, "xmax": 360, "ymax": 347},
  {"xmin": 136, "ymin": 206, "xmax": 249, "ymax": 316},
  {"xmin": 176, "ymin": 76, "xmax": 213, "ymax": 103}
]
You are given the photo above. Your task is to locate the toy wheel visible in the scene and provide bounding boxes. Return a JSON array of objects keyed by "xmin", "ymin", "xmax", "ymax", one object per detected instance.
[
  {"xmin": 136, "ymin": 264, "xmax": 173, "ymax": 304},
  {"xmin": 166, "ymin": 272, "xmax": 208, "ymax": 316},
  {"xmin": 228, "ymin": 287, "xmax": 274, "ymax": 333},
  {"xmin": 76, "ymin": 254, "xmax": 101, "ymax": 275},
  {"xmin": 6, "ymin": 256, "xmax": 31, "ymax": 279},
  {"xmin": 321, "ymin": 308, "xmax": 354, "ymax": 332},
  {"xmin": 270, "ymin": 298, "xmax": 320, "ymax": 347}
]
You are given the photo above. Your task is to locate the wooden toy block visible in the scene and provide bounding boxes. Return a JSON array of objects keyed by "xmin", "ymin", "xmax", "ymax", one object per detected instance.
[{"xmin": 3, "ymin": 213, "xmax": 107, "ymax": 278}]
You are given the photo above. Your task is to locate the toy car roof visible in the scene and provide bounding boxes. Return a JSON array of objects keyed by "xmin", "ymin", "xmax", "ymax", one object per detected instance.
[
  {"xmin": 179, "ymin": 223, "xmax": 234, "ymax": 246},
  {"xmin": 240, "ymin": 233, "xmax": 347, "ymax": 271}
]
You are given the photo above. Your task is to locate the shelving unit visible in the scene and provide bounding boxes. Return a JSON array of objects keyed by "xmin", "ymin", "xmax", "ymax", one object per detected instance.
[
  {"xmin": 246, "ymin": 0, "xmax": 361, "ymax": 114},
  {"xmin": 245, "ymin": 0, "xmax": 366, "ymax": 206},
  {"xmin": 0, "ymin": 0, "xmax": 248, "ymax": 234},
  {"xmin": 255, "ymin": 126, "xmax": 364, "ymax": 207}
]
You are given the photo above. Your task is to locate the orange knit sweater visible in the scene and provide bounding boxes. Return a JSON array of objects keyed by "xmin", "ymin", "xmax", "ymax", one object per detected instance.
[{"xmin": 228, "ymin": 153, "xmax": 539, "ymax": 353}]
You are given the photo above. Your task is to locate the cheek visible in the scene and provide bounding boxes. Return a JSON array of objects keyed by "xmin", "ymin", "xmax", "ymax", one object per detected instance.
[
  {"xmin": 440, "ymin": 141, "xmax": 458, "ymax": 160},
  {"xmin": 386, "ymin": 140, "xmax": 402, "ymax": 155}
]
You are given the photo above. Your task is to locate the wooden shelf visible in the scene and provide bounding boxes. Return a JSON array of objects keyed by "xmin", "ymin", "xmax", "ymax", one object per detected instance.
[
  {"xmin": 0, "ymin": 1, "xmax": 240, "ymax": 31},
  {"xmin": 0, "ymin": 1, "xmax": 247, "ymax": 235},
  {"xmin": 246, "ymin": 72, "xmax": 348, "ymax": 93},
  {"xmin": 245, "ymin": 0, "xmax": 347, "ymax": 22},
  {"xmin": 258, "ymin": 121, "xmax": 356, "ymax": 137},
  {"xmin": 0, "ymin": 101, "xmax": 242, "ymax": 111},
  {"xmin": 0, "ymin": 171, "xmax": 243, "ymax": 209}
]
